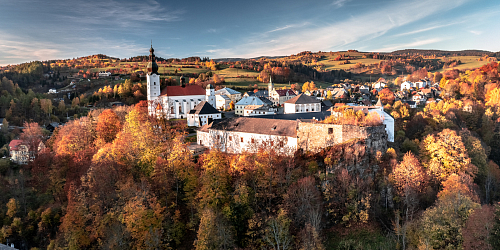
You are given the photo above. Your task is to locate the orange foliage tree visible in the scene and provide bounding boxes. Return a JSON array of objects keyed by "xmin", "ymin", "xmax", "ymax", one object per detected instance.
[
  {"xmin": 378, "ymin": 88, "xmax": 395, "ymax": 105},
  {"xmin": 96, "ymin": 109, "xmax": 122, "ymax": 143}
]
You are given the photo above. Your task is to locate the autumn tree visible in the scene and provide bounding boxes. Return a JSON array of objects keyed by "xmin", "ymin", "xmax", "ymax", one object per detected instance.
[
  {"xmin": 423, "ymin": 129, "xmax": 476, "ymax": 182},
  {"xmin": 462, "ymin": 205, "xmax": 495, "ymax": 250},
  {"xmin": 96, "ymin": 109, "xmax": 122, "ymax": 143},
  {"xmin": 20, "ymin": 121, "xmax": 45, "ymax": 159},
  {"xmin": 419, "ymin": 174, "xmax": 480, "ymax": 249},
  {"xmin": 378, "ymin": 88, "xmax": 395, "ymax": 105},
  {"xmin": 194, "ymin": 208, "xmax": 234, "ymax": 250}
]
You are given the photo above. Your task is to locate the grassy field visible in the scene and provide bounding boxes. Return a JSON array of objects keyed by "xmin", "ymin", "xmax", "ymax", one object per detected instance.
[{"xmin": 435, "ymin": 56, "xmax": 491, "ymax": 72}]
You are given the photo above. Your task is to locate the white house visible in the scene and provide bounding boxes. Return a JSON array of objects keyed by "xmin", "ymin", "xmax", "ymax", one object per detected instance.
[
  {"xmin": 216, "ymin": 94, "xmax": 231, "ymax": 110},
  {"xmin": 146, "ymin": 45, "xmax": 216, "ymax": 119},
  {"xmin": 412, "ymin": 93, "xmax": 426, "ymax": 104},
  {"xmin": 48, "ymin": 89, "xmax": 57, "ymax": 94},
  {"xmin": 269, "ymin": 89, "xmax": 296, "ymax": 105},
  {"xmin": 243, "ymin": 105, "xmax": 277, "ymax": 116},
  {"xmin": 98, "ymin": 71, "xmax": 111, "ymax": 77},
  {"xmin": 373, "ymin": 82, "xmax": 386, "ymax": 90},
  {"xmin": 197, "ymin": 117, "xmax": 298, "ymax": 154},
  {"xmin": 284, "ymin": 94, "xmax": 321, "ymax": 114},
  {"xmin": 215, "ymin": 87, "xmax": 242, "ymax": 103},
  {"xmin": 235, "ymin": 96, "xmax": 273, "ymax": 116},
  {"xmin": 187, "ymin": 101, "xmax": 221, "ymax": 127},
  {"xmin": 401, "ymin": 81, "xmax": 413, "ymax": 91}
]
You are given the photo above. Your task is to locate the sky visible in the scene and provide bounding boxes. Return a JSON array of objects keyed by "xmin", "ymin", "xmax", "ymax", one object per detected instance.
[{"xmin": 1, "ymin": 0, "xmax": 499, "ymax": 66}]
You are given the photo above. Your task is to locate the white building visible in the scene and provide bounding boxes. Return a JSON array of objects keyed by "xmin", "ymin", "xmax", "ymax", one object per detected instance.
[
  {"xmin": 216, "ymin": 94, "xmax": 231, "ymax": 110},
  {"xmin": 98, "ymin": 71, "xmax": 111, "ymax": 77},
  {"xmin": 187, "ymin": 101, "xmax": 221, "ymax": 127},
  {"xmin": 146, "ymin": 45, "xmax": 216, "ymax": 119},
  {"xmin": 235, "ymin": 96, "xmax": 273, "ymax": 116},
  {"xmin": 48, "ymin": 89, "xmax": 57, "ymax": 94},
  {"xmin": 243, "ymin": 105, "xmax": 277, "ymax": 116},
  {"xmin": 401, "ymin": 81, "xmax": 413, "ymax": 91},
  {"xmin": 284, "ymin": 94, "xmax": 321, "ymax": 114},
  {"xmin": 215, "ymin": 87, "xmax": 242, "ymax": 103},
  {"xmin": 197, "ymin": 117, "xmax": 298, "ymax": 154}
]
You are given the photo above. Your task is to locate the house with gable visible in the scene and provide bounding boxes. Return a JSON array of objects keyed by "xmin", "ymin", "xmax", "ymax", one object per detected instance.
[
  {"xmin": 215, "ymin": 87, "xmax": 242, "ymax": 103},
  {"xmin": 235, "ymin": 96, "xmax": 273, "ymax": 116},
  {"xmin": 284, "ymin": 93, "xmax": 321, "ymax": 114},
  {"xmin": 187, "ymin": 101, "xmax": 221, "ymax": 127}
]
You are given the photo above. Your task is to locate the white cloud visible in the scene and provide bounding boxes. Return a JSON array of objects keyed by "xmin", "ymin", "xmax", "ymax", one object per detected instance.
[
  {"xmin": 469, "ymin": 30, "xmax": 482, "ymax": 35},
  {"xmin": 0, "ymin": 32, "xmax": 147, "ymax": 66},
  {"xmin": 57, "ymin": 0, "xmax": 184, "ymax": 28},
  {"xmin": 331, "ymin": 0, "xmax": 351, "ymax": 8},
  {"xmin": 375, "ymin": 38, "xmax": 446, "ymax": 52},
  {"xmin": 209, "ymin": 0, "xmax": 470, "ymax": 58},
  {"xmin": 394, "ymin": 22, "xmax": 463, "ymax": 37}
]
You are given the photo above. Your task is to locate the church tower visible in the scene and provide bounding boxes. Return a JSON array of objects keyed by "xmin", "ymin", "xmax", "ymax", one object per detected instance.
[
  {"xmin": 147, "ymin": 44, "xmax": 160, "ymax": 103},
  {"xmin": 268, "ymin": 76, "xmax": 274, "ymax": 95},
  {"xmin": 205, "ymin": 84, "xmax": 216, "ymax": 108}
]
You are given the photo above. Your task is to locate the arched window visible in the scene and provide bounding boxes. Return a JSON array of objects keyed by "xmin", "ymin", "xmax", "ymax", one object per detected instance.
[{"xmin": 154, "ymin": 82, "xmax": 156, "ymax": 85}]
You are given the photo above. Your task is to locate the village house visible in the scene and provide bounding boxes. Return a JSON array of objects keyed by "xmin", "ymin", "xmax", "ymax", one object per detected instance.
[
  {"xmin": 235, "ymin": 96, "xmax": 273, "ymax": 116},
  {"xmin": 187, "ymin": 101, "xmax": 221, "ymax": 127},
  {"xmin": 215, "ymin": 87, "xmax": 242, "ymax": 103},
  {"xmin": 243, "ymin": 105, "xmax": 278, "ymax": 116},
  {"xmin": 9, "ymin": 140, "xmax": 45, "ymax": 165},
  {"xmin": 284, "ymin": 94, "xmax": 321, "ymax": 114},
  {"xmin": 98, "ymin": 71, "xmax": 111, "ymax": 77},
  {"xmin": 269, "ymin": 89, "xmax": 297, "ymax": 105},
  {"xmin": 215, "ymin": 94, "xmax": 231, "ymax": 110}
]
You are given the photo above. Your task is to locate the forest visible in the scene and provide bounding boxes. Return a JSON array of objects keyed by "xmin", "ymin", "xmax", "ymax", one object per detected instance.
[{"xmin": 0, "ymin": 54, "xmax": 499, "ymax": 249}]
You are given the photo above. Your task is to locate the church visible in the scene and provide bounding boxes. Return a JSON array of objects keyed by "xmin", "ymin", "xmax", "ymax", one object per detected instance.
[{"xmin": 146, "ymin": 45, "xmax": 217, "ymax": 119}]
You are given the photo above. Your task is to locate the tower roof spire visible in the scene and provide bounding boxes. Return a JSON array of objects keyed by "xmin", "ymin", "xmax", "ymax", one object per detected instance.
[{"xmin": 147, "ymin": 42, "xmax": 158, "ymax": 74}]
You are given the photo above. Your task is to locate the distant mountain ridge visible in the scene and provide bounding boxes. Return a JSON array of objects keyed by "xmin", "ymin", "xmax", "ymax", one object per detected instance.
[{"xmin": 386, "ymin": 49, "xmax": 494, "ymax": 57}]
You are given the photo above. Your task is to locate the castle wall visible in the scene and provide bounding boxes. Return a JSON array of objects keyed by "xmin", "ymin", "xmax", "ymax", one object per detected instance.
[{"xmin": 297, "ymin": 122, "xmax": 387, "ymax": 155}]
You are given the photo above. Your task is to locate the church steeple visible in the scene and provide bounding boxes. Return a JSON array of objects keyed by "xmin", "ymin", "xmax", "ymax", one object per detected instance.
[
  {"xmin": 147, "ymin": 42, "xmax": 158, "ymax": 74},
  {"xmin": 268, "ymin": 75, "xmax": 274, "ymax": 95}
]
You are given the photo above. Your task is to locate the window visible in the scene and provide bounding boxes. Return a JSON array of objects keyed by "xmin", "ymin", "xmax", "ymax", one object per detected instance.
[
  {"xmin": 270, "ymin": 141, "xmax": 274, "ymax": 146},
  {"xmin": 217, "ymin": 135, "xmax": 220, "ymax": 140},
  {"xmin": 279, "ymin": 141, "xmax": 284, "ymax": 147},
  {"xmin": 179, "ymin": 106, "xmax": 182, "ymax": 113},
  {"xmin": 251, "ymin": 138, "xmax": 255, "ymax": 143},
  {"xmin": 229, "ymin": 136, "xmax": 232, "ymax": 141},
  {"xmin": 154, "ymin": 82, "xmax": 156, "ymax": 85},
  {"xmin": 241, "ymin": 138, "xmax": 244, "ymax": 142},
  {"xmin": 170, "ymin": 107, "xmax": 174, "ymax": 114},
  {"xmin": 328, "ymin": 128, "xmax": 333, "ymax": 134}
]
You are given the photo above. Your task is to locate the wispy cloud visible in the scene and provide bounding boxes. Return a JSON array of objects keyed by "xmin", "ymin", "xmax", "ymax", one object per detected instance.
[
  {"xmin": 331, "ymin": 0, "xmax": 351, "ymax": 8},
  {"xmin": 266, "ymin": 22, "xmax": 310, "ymax": 34},
  {"xmin": 469, "ymin": 30, "xmax": 482, "ymax": 35},
  {"xmin": 0, "ymin": 32, "xmax": 147, "ymax": 66},
  {"xmin": 207, "ymin": 28, "xmax": 218, "ymax": 33},
  {"xmin": 57, "ymin": 0, "xmax": 184, "ymax": 28},
  {"xmin": 394, "ymin": 22, "xmax": 463, "ymax": 37},
  {"xmin": 210, "ymin": 0, "xmax": 470, "ymax": 58},
  {"xmin": 375, "ymin": 38, "xmax": 446, "ymax": 52}
]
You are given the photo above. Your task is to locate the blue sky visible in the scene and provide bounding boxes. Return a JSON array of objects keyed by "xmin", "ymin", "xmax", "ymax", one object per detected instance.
[{"xmin": 1, "ymin": 0, "xmax": 499, "ymax": 66}]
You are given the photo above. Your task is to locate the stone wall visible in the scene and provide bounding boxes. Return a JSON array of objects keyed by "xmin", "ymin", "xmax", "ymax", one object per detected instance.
[{"xmin": 297, "ymin": 122, "xmax": 387, "ymax": 155}]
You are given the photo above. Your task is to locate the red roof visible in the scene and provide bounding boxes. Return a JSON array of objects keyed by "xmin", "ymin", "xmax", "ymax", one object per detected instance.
[
  {"xmin": 9, "ymin": 140, "xmax": 24, "ymax": 151},
  {"xmin": 160, "ymin": 85, "xmax": 206, "ymax": 97},
  {"xmin": 274, "ymin": 89, "xmax": 296, "ymax": 97}
]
